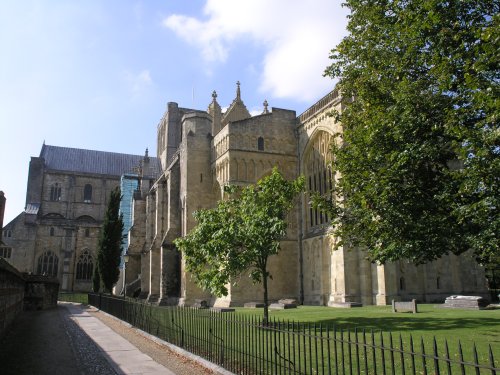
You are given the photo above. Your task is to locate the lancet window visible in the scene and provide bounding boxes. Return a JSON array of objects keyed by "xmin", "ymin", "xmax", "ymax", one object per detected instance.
[
  {"xmin": 83, "ymin": 184, "xmax": 92, "ymax": 203},
  {"xmin": 258, "ymin": 137, "xmax": 264, "ymax": 151}
]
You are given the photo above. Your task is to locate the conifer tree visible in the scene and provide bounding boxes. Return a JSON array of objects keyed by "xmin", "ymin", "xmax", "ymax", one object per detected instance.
[
  {"xmin": 92, "ymin": 266, "xmax": 100, "ymax": 293},
  {"xmin": 97, "ymin": 187, "xmax": 124, "ymax": 293}
]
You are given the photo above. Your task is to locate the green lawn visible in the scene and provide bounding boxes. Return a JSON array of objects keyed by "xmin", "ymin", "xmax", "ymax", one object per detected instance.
[
  {"xmin": 58, "ymin": 292, "xmax": 88, "ymax": 304},
  {"xmin": 91, "ymin": 294, "xmax": 500, "ymax": 374},
  {"xmin": 233, "ymin": 304, "xmax": 500, "ymax": 360}
]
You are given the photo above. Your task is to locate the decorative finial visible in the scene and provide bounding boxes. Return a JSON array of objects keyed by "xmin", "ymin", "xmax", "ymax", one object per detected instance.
[
  {"xmin": 212, "ymin": 90, "xmax": 217, "ymax": 102},
  {"xmin": 236, "ymin": 81, "xmax": 241, "ymax": 100},
  {"xmin": 263, "ymin": 99, "xmax": 269, "ymax": 114}
]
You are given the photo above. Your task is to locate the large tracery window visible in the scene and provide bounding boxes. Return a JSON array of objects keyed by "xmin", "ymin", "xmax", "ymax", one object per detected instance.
[
  {"xmin": 37, "ymin": 251, "xmax": 59, "ymax": 277},
  {"xmin": 76, "ymin": 250, "xmax": 93, "ymax": 281},
  {"xmin": 304, "ymin": 131, "xmax": 334, "ymax": 229}
]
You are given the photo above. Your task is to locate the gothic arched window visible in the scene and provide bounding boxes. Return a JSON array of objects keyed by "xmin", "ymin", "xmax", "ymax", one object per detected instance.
[
  {"xmin": 76, "ymin": 250, "xmax": 93, "ymax": 281},
  {"xmin": 37, "ymin": 251, "xmax": 59, "ymax": 277},
  {"xmin": 49, "ymin": 227, "xmax": 55, "ymax": 236},
  {"xmin": 83, "ymin": 184, "xmax": 92, "ymax": 203},
  {"xmin": 303, "ymin": 131, "xmax": 333, "ymax": 229}
]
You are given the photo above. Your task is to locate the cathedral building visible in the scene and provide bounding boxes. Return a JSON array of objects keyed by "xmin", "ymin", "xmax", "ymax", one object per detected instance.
[
  {"xmin": 123, "ymin": 83, "xmax": 488, "ymax": 306},
  {"xmin": 2, "ymin": 83, "xmax": 488, "ymax": 305}
]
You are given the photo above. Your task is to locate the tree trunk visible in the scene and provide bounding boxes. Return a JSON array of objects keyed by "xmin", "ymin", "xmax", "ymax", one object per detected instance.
[{"xmin": 262, "ymin": 267, "xmax": 269, "ymax": 326}]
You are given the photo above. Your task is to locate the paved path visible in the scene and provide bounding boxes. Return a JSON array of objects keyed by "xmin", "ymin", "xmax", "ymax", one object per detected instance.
[
  {"xmin": 65, "ymin": 303, "xmax": 177, "ymax": 375},
  {"xmin": 0, "ymin": 303, "xmax": 177, "ymax": 375}
]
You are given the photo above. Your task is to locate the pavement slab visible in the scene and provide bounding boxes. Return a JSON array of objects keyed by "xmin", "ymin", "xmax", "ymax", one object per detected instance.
[{"xmin": 63, "ymin": 302, "xmax": 176, "ymax": 375}]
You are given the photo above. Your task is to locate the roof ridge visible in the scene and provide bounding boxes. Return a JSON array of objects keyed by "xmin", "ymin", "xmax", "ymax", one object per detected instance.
[{"xmin": 42, "ymin": 144, "xmax": 160, "ymax": 160}]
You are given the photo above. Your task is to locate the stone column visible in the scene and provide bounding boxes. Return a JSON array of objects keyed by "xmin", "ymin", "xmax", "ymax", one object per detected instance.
[
  {"xmin": 358, "ymin": 254, "xmax": 373, "ymax": 305},
  {"xmin": 159, "ymin": 244, "xmax": 181, "ymax": 306},
  {"xmin": 148, "ymin": 247, "xmax": 161, "ymax": 303},
  {"xmin": 139, "ymin": 251, "xmax": 150, "ymax": 299},
  {"xmin": 375, "ymin": 264, "xmax": 388, "ymax": 305},
  {"xmin": 61, "ymin": 228, "xmax": 75, "ymax": 291},
  {"xmin": 328, "ymin": 245, "xmax": 346, "ymax": 305}
]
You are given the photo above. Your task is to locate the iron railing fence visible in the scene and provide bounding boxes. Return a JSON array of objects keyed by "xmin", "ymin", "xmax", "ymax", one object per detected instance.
[{"xmin": 88, "ymin": 293, "xmax": 499, "ymax": 375}]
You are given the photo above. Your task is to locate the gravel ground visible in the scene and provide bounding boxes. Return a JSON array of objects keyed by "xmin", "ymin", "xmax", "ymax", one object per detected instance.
[{"xmin": 85, "ymin": 305, "xmax": 217, "ymax": 375}]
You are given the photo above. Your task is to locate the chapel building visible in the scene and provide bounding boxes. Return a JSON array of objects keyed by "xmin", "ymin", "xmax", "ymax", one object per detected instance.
[{"xmin": 2, "ymin": 145, "xmax": 160, "ymax": 291}]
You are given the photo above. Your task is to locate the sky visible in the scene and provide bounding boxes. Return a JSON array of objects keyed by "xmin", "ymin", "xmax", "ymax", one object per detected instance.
[{"xmin": 0, "ymin": 0, "xmax": 349, "ymax": 224}]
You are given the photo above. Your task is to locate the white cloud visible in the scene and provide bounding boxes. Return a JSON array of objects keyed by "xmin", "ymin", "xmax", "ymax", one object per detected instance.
[
  {"xmin": 163, "ymin": 0, "xmax": 348, "ymax": 102},
  {"xmin": 124, "ymin": 69, "xmax": 153, "ymax": 97}
]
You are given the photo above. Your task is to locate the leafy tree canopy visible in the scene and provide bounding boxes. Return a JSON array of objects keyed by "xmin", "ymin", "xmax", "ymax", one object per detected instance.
[
  {"xmin": 175, "ymin": 168, "xmax": 304, "ymax": 322},
  {"xmin": 97, "ymin": 187, "xmax": 124, "ymax": 293},
  {"xmin": 322, "ymin": 0, "xmax": 499, "ymax": 264}
]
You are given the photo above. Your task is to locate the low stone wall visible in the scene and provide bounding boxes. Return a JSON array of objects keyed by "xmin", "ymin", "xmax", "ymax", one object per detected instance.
[
  {"xmin": 0, "ymin": 258, "xmax": 25, "ymax": 337},
  {"xmin": 24, "ymin": 274, "xmax": 59, "ymax": 310}
]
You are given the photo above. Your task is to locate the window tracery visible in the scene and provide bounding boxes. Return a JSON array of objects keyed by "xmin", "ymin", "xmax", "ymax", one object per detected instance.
[
  {"xmin": 304, "ymin": 131, "xmax": 333, "ymax": 229},
  {"xmin": 37, "ymin": 251, "xmax": 59, "ymax": 276},
  {"xmin": 76, "ymin": 250, "xmax": 93, "ymax": 280}
]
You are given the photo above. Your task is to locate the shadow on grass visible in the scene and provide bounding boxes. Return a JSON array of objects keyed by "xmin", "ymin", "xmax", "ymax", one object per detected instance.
[{"xmin": 295, "ymin": 315, "xmax": 500, "ymax": 334}]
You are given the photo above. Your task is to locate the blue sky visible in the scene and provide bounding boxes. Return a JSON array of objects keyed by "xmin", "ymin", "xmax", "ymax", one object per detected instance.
[{"xmin": 0, "ymin": 0, "xmax": 348, "ymax": 224}]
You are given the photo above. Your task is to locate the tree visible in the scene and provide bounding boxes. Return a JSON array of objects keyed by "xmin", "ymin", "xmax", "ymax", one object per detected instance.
[
  {"xmin": 97, "ymin": 187, "xmax": 124, "ymax": 293},
  {"xmin": 92, "ymin": 266, "xmax": 100, "ymax": 293},
  {"xmin": 321, "ymin": 0, "xmax": 499, "ymax": 264},
  {"xmin": 174, "ymin": 168, "xmax": 304, "ymax": 323}
]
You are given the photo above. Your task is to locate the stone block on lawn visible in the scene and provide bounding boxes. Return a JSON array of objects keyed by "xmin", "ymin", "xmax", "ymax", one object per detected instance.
[
  {"xmin": 328, "ymin": 302, "xmax": 362, "ymax": 308},
  {"xmin": 192, "ymin": 299, "xmax": 208, "ymax": 309},
  {"xmin": 278, "ymin": 298, "xmax": 298, "ymax": 306},
  {"xmin": 244, "ymin": 302, "xmax": 265, "ymax": 308},
  {"xmin": 269, "ymin": 302, "xmax": 297, "ymax": 310},
  {"xmin": 442, "ymin": 295, "xmax": 488, "ymax": 310}
]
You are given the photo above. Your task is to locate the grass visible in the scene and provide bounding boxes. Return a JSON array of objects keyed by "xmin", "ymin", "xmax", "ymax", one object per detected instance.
[
  {"xmin": 88, "ymin": 294, "xmax": 500, "ymax": 374},
  {"xmin": 236, "ymin": 304, "xmax": 499, "ymax": 344},
  {"xmin": 233, "ymin": 304, "xmax": 500, "ymax": 356},
  {"xmin": 58, "ymin": 292, "xmax": 88, "ymax": 304}
]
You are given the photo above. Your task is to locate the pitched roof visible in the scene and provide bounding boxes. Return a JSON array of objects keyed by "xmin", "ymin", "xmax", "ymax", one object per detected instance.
[{"xmin": 39, "ymin": 144, "xmax": 161, "ymax": 178}]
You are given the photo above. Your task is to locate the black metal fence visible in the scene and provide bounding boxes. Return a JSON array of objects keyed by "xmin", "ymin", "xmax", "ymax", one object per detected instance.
[{"xmin": 88, "ymin": 293, "xmax": 498, "ymax": 375}]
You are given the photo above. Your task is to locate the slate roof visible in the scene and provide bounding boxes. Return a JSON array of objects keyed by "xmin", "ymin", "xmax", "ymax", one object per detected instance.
[{"xmin": 39, "ymin": 144, "xmax": 162, "ymax": 178}]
